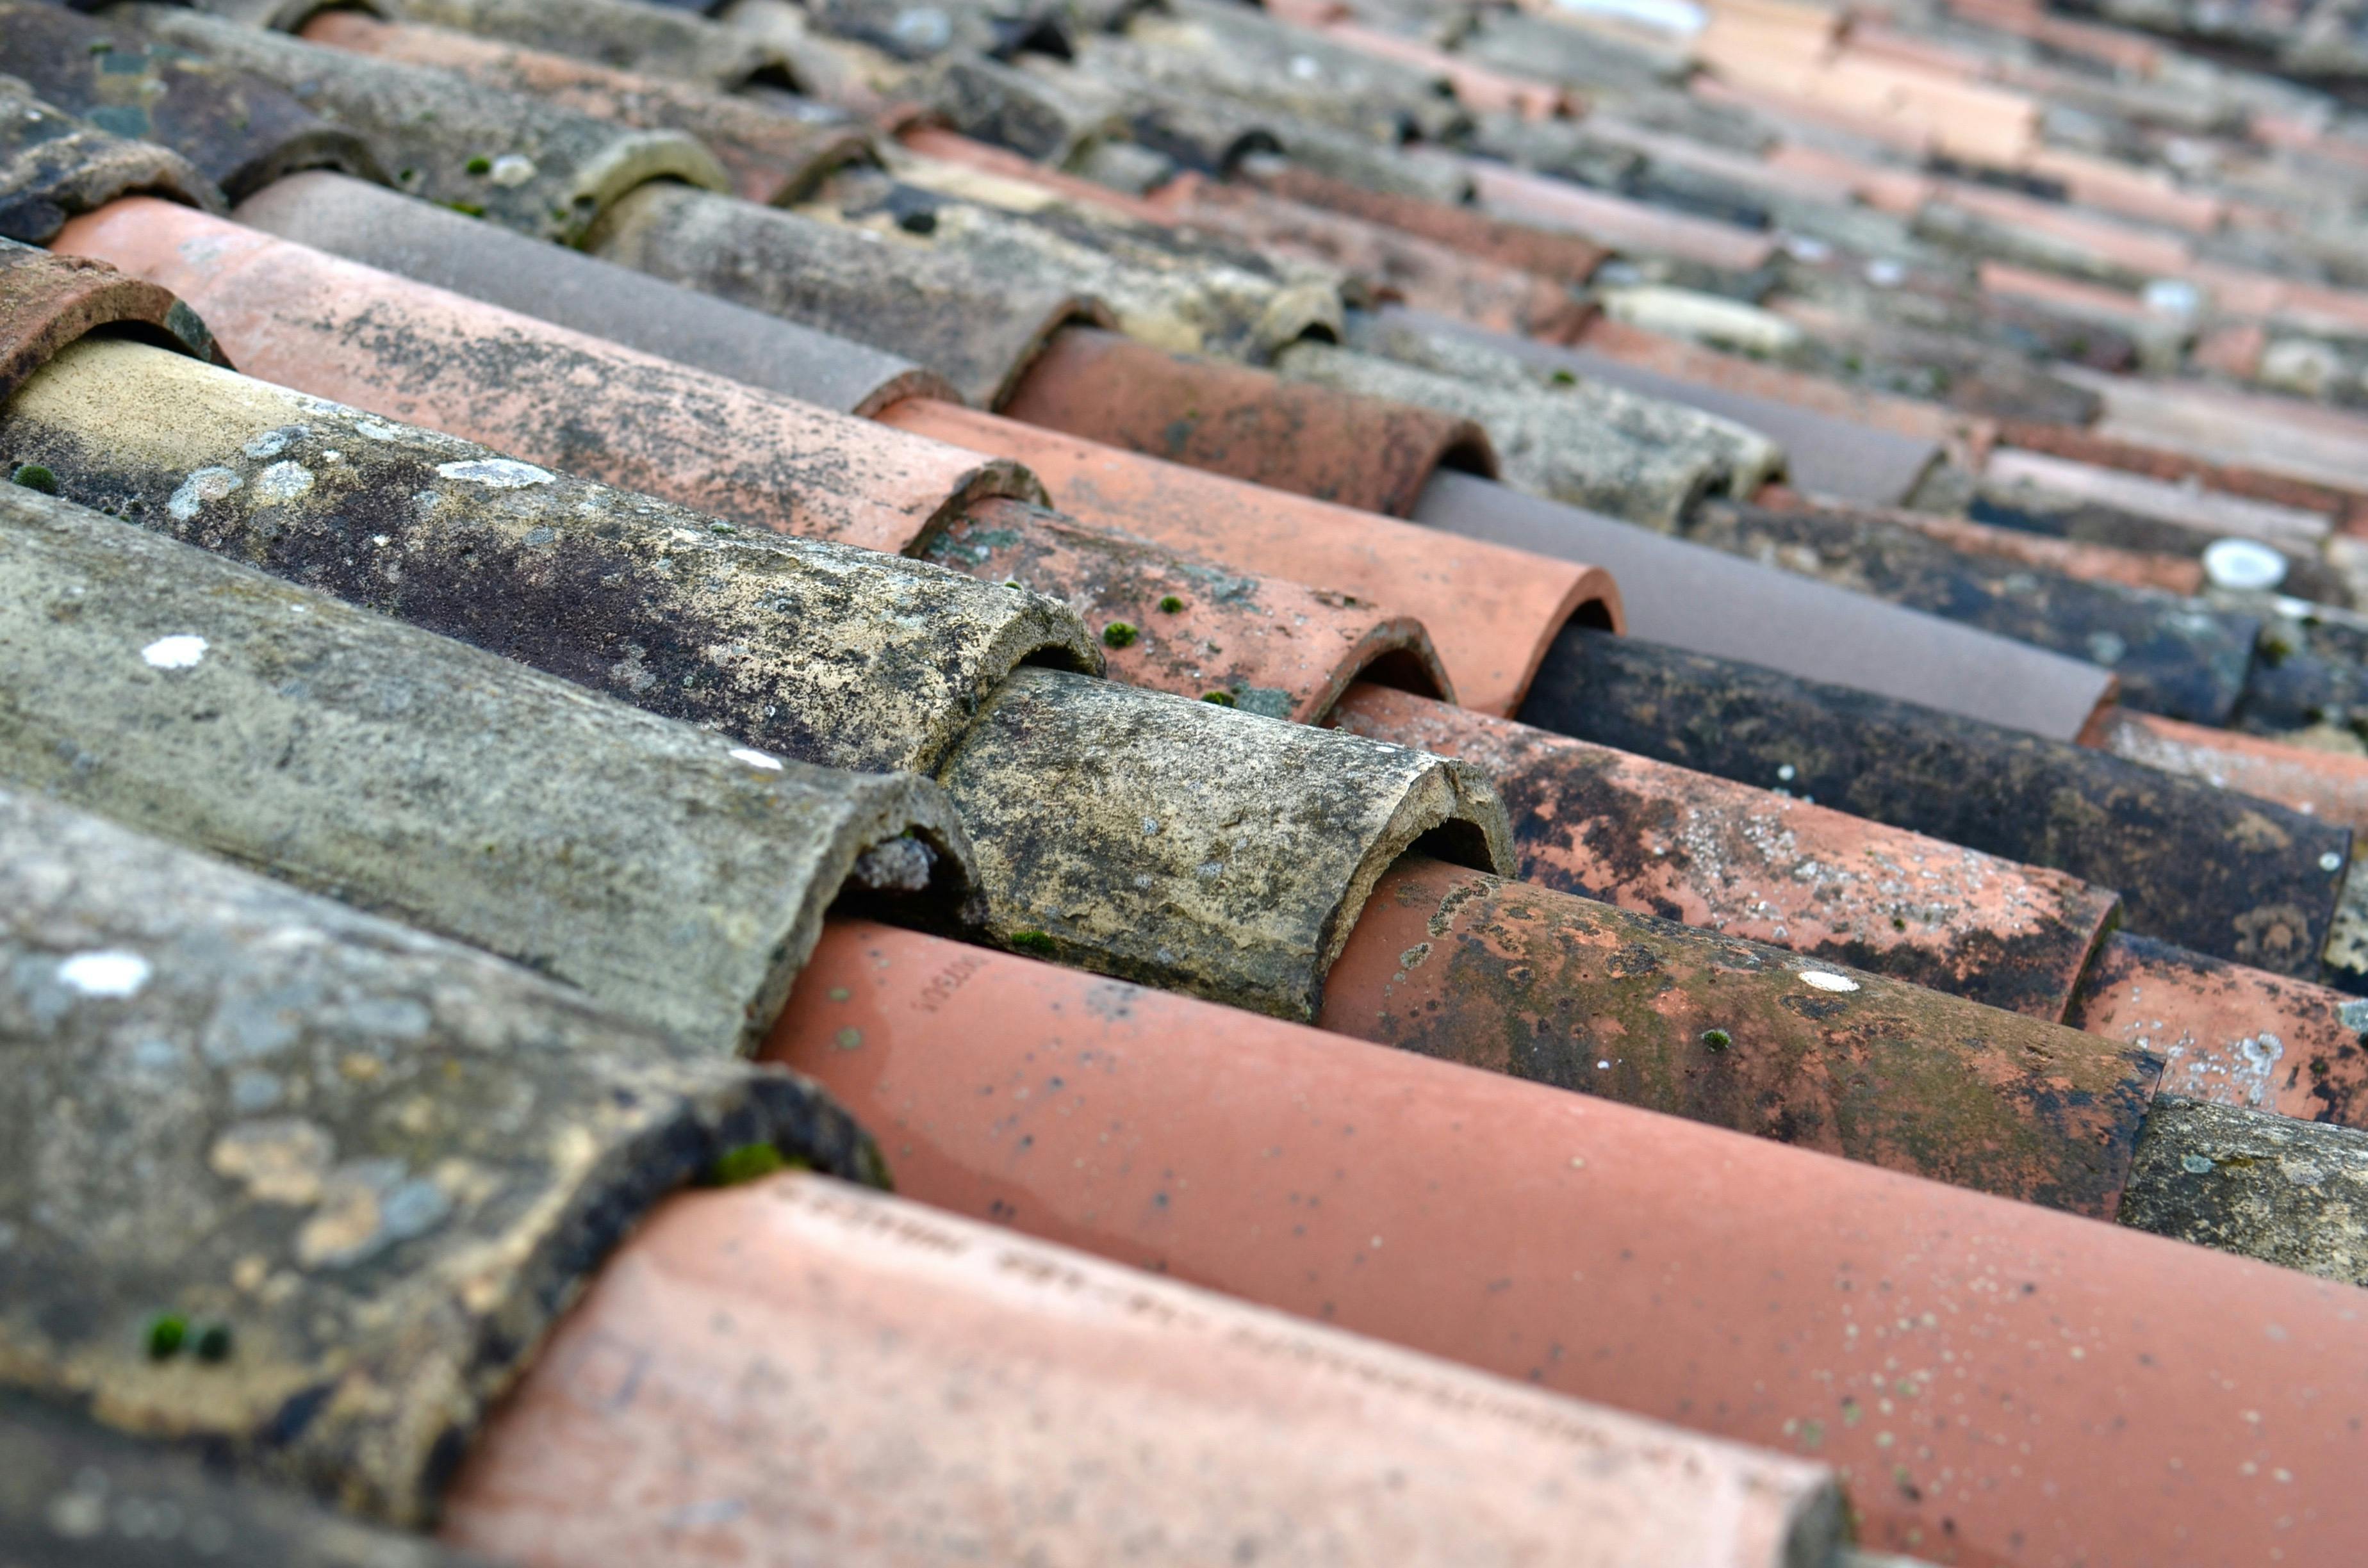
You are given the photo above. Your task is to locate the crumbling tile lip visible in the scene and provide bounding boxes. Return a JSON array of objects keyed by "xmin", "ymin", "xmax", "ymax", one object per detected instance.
[
  {"xmin": 0, "ymin": 243, "xmax": 229, "ymax": 409},
  {"xmin": 876, "ymin": 396, "xmax": 1620, "ymax": 716},
  {"xmin": 301, "ymin": 10, "xmax": 880, "ymax": 208}
]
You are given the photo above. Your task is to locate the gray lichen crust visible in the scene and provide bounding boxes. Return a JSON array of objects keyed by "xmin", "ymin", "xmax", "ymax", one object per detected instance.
[
  {"xmin": 0, "ymin": 788, "xmax": 884, "ymax": 1526},
  {"xmin": 386, "ymin": 0, "xmax": 789, "ymax": 89},
  {"xmin": 1272, "ymin": 339, "xmax": 1725, "ymax": 531},
  {"xmin": 127, "ymin": 5, "xmax": 730, "ymax": 244},
  {"xmin": 2120, "ymin": 1095, "xmax": 2368, "ymax": 1285},
  {"xmin": 0, "ymin": 75, "xmax": 223, "ymax": 245},
  {"xmin": 0, "ymin": 1387, "xmax": 489, "ymax": 1567},
  {"xmin": 0, "ymin": 336, "xmax": 1100, "ymax": 776},
  {"xmin": 936, "ymin": 667, "xmax": 1513, "ymax": 1019},
  {"xmin": 587, "ymin": 179, "xmax": 1112, "ymax": 409},
  {"xmin": 0, "ymin": 480, "xmax": 978, "ymax": 1056},
  {"xmin": 0, "ymin": 4, "xmax": 386, "ymax": 204},
  {"xmin": 1340, "ymin": 311, "xmax": 1788, "ymax": 498}
]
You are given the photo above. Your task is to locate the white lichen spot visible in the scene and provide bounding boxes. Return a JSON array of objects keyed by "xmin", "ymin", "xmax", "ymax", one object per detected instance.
[
  {"xmin": 253, "ymin": 461, "xmax": 315, "ymax": 504},
  {"xmin": 351, "ymin": 417, "xmax": 407, "ymax": 443},
  {"xmin": 434, "ymin": 458, "xmax": 554, "ymax": 489},
  {"xmin": 57, "ymin": 950, "xmax": 152, "ymax": 997},
  {"xmin": 1777, "ymin": 763, "xmax": 1797, "ymax": 782},
  {"xmin": 242, "ymin": 425, "xmax": 307, "ymax": 460},
  {"xmin": 1799, "ymin": 970, "xmax": 1861, "ymax": 993},
  {"xmin": 489, "ymin": 152, "xmax": 538, "ymax": 186},
  {"xmin": 729, "ymin": 747, "xmax": 785, "ymax": 771},
  {"xmin": 167, "ymin": 466, "xmax": 242, "ymax": 521},
  {"xmin": 2322, "ymin": 851, "xmax": 2344, "ymax": 873},
  {"xmin": 141, "ymin": 634, "xmax": 209, "ymax": 670}
]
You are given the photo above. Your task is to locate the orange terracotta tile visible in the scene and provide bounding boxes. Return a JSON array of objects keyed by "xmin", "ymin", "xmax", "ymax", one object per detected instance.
[
  {"xmin": 2094, "ymin": 705, "xmax": 2368, "ymax": 833},
  {"xmin": 2070, "ymin": 930, "xmax": 2368, "ymax": 1125},
  {"xmin": 928, "ymin": 497, "xmax": 1454, "ymax": 720},
  {"xmin": 52, "ymin": 199, "xmax": 1025, "ymax": 555},
  {"xmin": 445, "ymin": 1165, "xmax": 1841, "ymax": 1566},
  {"xmin": 1331, "ymin": 683, "xmax": 2119, "ymax": 1018},
  {"xmin": 753, "ymin": 921, "xmax": 2368, "ymax": 1566},
  {"xmin": 878, "ymin": 397, "xmax": 1618, "ymax": 715},
  {"xmin": 997, "ymin": 325, "xmax": 1498, "ymax": 517},
  {"xmin": 1886, "ymin": 510, "xmax": 2209, "ymax": 594}
]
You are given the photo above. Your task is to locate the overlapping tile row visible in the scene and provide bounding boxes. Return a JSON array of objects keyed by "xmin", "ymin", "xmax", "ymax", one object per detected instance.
[{"xmin": 17, "ymin": 0, "xmax": 2368, "ymax": 1559}]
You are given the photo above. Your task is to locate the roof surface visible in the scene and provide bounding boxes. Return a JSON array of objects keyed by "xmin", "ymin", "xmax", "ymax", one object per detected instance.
[{"xmin": 12, "ymin": 0, "xmax": 2368, "ymax": 1562}]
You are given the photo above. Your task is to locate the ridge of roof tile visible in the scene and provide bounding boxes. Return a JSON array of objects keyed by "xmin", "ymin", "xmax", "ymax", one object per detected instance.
[
  {"xmin": 0, "ymin": 477, "xmax": 984, "ymax": 1055},
  {"xmin": 0, "ymin": 783, "xmax": 888, "ymax": 1523},
  {"xmin": 1518, "ymin": 625, "xmax": 2354, "ymax": 977}
]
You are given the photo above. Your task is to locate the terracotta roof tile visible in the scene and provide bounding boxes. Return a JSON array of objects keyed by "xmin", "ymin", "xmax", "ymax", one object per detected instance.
[
  {"xmin": 764, "ymin": 920, "xmax": 2368, "ymax": 1568},
  {"xmin": 1518, "ymin": 626, "xmax": 2351, "ymax": 977}
]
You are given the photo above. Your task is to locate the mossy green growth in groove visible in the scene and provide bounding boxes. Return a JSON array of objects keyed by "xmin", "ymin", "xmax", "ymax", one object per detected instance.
[
  {"xmin": 9, "ymin": 464, "xmax": 56, "ymax": 493},
  {"xmin": 706, "ymin": 1142, "xmax": 793, "ymax": 1187},
  {"xmin": 1102, "ymin": 621, "xmax": 1140, "ymax": 649},
  {"xmin": 147, "ymin": 1315, "xmax": 186, "ymax": 1360},
  {"xmin": 1010, "ymin": 929, "xmax": 1058, "ymax": 956}
]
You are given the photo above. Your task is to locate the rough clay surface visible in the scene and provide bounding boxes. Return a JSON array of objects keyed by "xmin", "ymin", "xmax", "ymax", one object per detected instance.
[
  {"xmin": 0, "ymin": 480, "xmax": 976, "ymax": 1056},
  {"xmin": 1333, "ymin": 685, "xmax": 2121, "ymax": 1020},
  {"xmin": 589, "ymin": 181, "xmax": 1108, "ymax": 409},
  {"xmin": 929, "ymin": 499, "xmax": 1452, "ymax": 722},
  {"xmin": 0, "ymin": 242, "xmax": 224, "ymax": 410},
  {"xmin": 0, "ymin": 336, "xmax": 1098, "ymax": 776},
  {"xmin": 312, "ymin": 13, "xmax": 869, "ymax": 208},
  {"xmin": 935, "ymin": 667, "xmax": 1513, "ymax": 1020},
  {"xmin": 232, "ymin": 171, "xmax": 943, "ymax": 418},
  {"xmin": 2121, "ymin": 1094, "xmax": 2368, "ymax": 1284},
  {"xmin": 1520, "ymin": 628, "xmax": 2353, "ymax": 979},
  {"xmin": 387, "ymin": 0, "xmax": 785, "ymax": 89},
  {"xmin": 70, "ymin": 201, "xmax": 1037, "ymax": 556},
  {"xmin": 0, "ymin": 788, "xmax": 882, "ymax": 1525},
  {"xmin": 812, "ymin": 160, "xmax": 1344, "ymax": 358},
  {"xmin": 128, "ymin": 5, "xmax": 729, "ymax": 244},
  {"xmin": 1273, "ymin": 339, "xmax": 1722, "ymax": 530},
  {"xmin": 1683, "ymin": 498, "xmax": 2260, "ymax": 728},
  {"xmin": 1344, "ymin": 311, "xmax": 1786, "ymax": 500},
  {"xmin": 1324, "ymin": 860, "xmax": 2160, "ymax": 1214}
]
